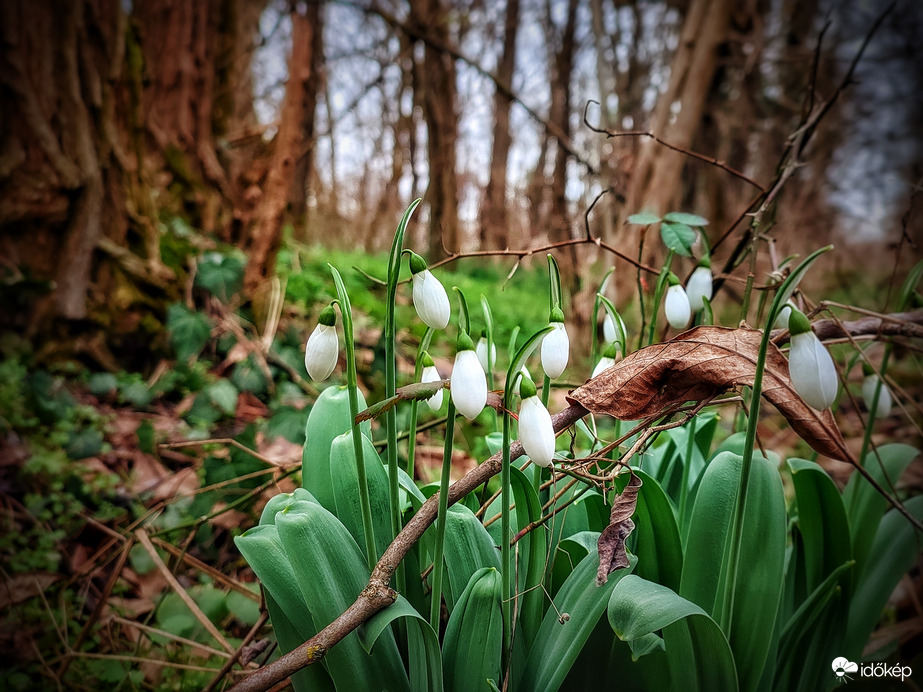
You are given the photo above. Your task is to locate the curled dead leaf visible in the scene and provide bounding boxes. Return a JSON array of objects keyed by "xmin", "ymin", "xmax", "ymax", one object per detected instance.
[
  {"xmin": 597, "ymin": 473, "xmax": 641, "ymax": 585},
  {"xmin": 568, "ymin": 326, "xmax": 852, "ymax": 463}
]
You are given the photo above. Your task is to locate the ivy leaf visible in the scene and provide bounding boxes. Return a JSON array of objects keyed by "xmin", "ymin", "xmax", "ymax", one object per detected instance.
[
  {"xmin": 196, "ymin": 253, "xmax": 245, "ymax": 301},
  {"xmin": 663, "ymin": 211, "xmax": 709, "ymax": 227},
  {"xmin": 660, "ymin": 221, "xmax": 697, "ymax": 257},
  {"xmin": 166, "ymin": 303, "xmax": 213, "ymax": 362},
  {"xmin": 627, "ymin": 212, "xmax": 662, "ymax": 225}
]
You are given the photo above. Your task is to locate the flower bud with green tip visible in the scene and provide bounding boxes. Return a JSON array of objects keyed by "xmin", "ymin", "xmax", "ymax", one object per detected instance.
[
  {"xmin": 451, "ymin": 331, "xmax": 487, "ymax": 419},
  {"xmin": 475, "ymin": 329, "xmax": 496, "ymax": 373},
  {"xmin": 517, "ymin": 375, "xmax": 555, "ymax": 467},
  {"xmin": 664, "ymin": 273, "xmax": 691, "ymax": 330},
  {"xmin": 409, "ymin": 251, "xmax": 451, "ymax": 329},
  {"xmin": 787, "ymin": 309, "xmax": 838, "ymax": 411},
  {"xmin": 686, "ymin": 256, "xmax": 713, "ymax": 313},
  {"xmin": 304, "ymin": 305, "xmax": 338, "ymax": 381},
  {"xmin": 540, "ymin": 306, "xmax": 569, "ymax": 378},
  {"xmin": 592, "ymin": 342, "xmax": 619, "ymax": 379},
  {"xmin": 861, "ymin": 362, "xmax": 892, "ymax": 419},
  {"xmin": 421, "ymin": 351, "xmax": 444, "ymax": 413}
]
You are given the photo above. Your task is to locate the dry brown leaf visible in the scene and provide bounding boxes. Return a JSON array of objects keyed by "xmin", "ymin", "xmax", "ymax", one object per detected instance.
[
  {"xmin": 568, "ymin": 326, "xmax": 853, "ymax": 463},
  {"xmin": 0, "ymin": 572, "xmax": 61, "ymax": 609},
  {"xmin": 597, "ymin": 473, "xmax": 641, "ymax": 585}
]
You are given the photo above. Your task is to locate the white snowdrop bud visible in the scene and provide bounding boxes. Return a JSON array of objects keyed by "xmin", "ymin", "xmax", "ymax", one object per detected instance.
[
  {"xmin": 861, "ymin": 366, "xmax": 892, "ymax": 419},
  {"xmin": 420, "ymin": 352, "xmax": 444, "ymax": 413},
  {"xmin": 409, "ymin": 252, "xmax": 450, "ymax": 330},
  {"xmin": 541, "ymin": 307, "xmax": 569, "ymax": 379},
  {"xmin": 451, "ymin": 332, "xmax": 487, "ymax": 419},
  {"xmin": 518, "ymin": 377, "xmax": 555, "ymax": 467},
  {"xmin": 787, "ymin": 310, "xmax": 838, "ymax": 411},
  {"xmin": 686, "ymin": 259, "xmax": 713, "ymax": 313},
  {"xmin": 305, "ymin": 306, "xmax": 338, "ymax": 381},
  {"xmin": 664, "ymin": 275, "xmax": 691, "ymax": 330}
]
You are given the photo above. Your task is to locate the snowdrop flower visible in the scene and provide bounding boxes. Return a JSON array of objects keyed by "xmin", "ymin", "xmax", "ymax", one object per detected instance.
[
  {"xmin": 861, "ymin": 364, "xmax": 892, "ymax": 419},
  {"xmin": 420, "ymin": 351, "xmax": 444, "ymax": 413},
  {"xmin": 518, "ymin": 376, "xmax": 555, "ymax": 467},
  {"xmin": 305, "ymin": 305, "xmax": 338, "ymax": 381},
  {"xmin": 409, "ymin": 252, "xmax": 450, "ymax": 330},
  {"xmin": 787, "ymin": 309, "xmax": 838, "ymax": 411},
  {"xmin": 592, "ymin": 343, "xmax": 618, "ymax": 379},
  {"xmin": 773, "ymin": 300, "xmax": 797, "ymax": 330},
  {"xmin": 603, "ymin": 313, "xmax": 617, "ymax": 343},
  {"xmin": 541, "ymin": 307, "xmax": 569, "ymax": 379},
  {"xmin": 664, "ymin": 274, "xmax": 691, "ymax": 330},
  {"xmin": 686, "ymin": 258, "xmax": 713, "ymax": 313},
  {"xmin": 451, "ymin": 331, "xmax": 487, "ymax": 419},
  {"xmin": 475, "ymin": 330, "xmax": 496, "ymax": 373}
]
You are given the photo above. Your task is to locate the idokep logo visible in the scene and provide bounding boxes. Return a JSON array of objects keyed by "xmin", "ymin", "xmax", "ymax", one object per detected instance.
[{"xmin": 832, "ymin": 657, "xmax": 913, "ymax": 684}]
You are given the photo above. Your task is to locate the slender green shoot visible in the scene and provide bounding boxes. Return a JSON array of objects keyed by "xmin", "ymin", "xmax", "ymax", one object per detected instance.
[{"xmin": 429, "ymin": 399, "xmax": 456, "ymax": 633}]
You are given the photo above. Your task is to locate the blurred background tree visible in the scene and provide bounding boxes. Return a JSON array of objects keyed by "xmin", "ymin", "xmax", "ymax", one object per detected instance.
[{"xmin": 2, "ymin": 0, "xmax": 920, "ymax": 354}]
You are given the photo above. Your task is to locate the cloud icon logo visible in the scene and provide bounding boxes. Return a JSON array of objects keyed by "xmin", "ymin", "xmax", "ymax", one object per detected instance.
[{"xmin": 832, "ymin": 657, "xmax": 859, "ymax": 682}]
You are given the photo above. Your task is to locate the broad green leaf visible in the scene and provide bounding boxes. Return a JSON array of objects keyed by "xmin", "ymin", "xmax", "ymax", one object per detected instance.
[
  {"xmin": 443, "ymin": 504, "xmax": 501, "ymax": 611},
  {"xmin": 264, "ymin": 592, "xmax": 334, "ymax": 692},
  {"xmin": 663, "ymin": 211, "xmax": 709, "ymax": 227},
  {"xmin": 195, "ymin": 252, "xmax": 244, "ymax": 301},
  {"xmin": 680, "ymin": 451, "xmax": 786, "ymax": 692},
  {"xmin": 627, "ymin": 212, "xmax": 662, "ymax": 225},
  {"xmin": 360, "ymin": 596, "xmax": 443, "ymax": 692},
  {"xmin": 442, "ymin": 567, "xmax": 503, "ymax": 692},
  {"xmin": 166, "ymin": 303, "xmax": 213, "ymax": 362},
  {"xmin": 508, "ymin": 465, "xmax": 545, "ymax": 649},
  {"xmin": 842, "ymin": 444, "xmax": 919, "ymax": 578},
  {"xmin": 302, "ymin": 385, "xmax": 370, "ymax": 512},
  {"xmin": 630, "ymin": 469, "xmax": 684, "ymax": 592},
  {"xmin": 259, "ymin": 487, "xmax": 318, "ymax": 525},
  {"xmin": 331, "ymin": 431, "xmax": 393, "ymax": 560},
  {"xmin": 846, "ymin": 496, "xmax": 923, "ymax": 657},
  {"xmin": 660, "ymin": 222, "xmax": 697, "ymax": 257},
  {"xmin": 609, "ymin": 575, "xmax": 737, "ymax": 691},
  {"xmin": 206, "ymin": 379, "xmax": 238, "ymax": 416},
  {"xmin": 276, "ymin": 500, "xmax": 408, "ymax": 691},
  {"xmin": 787, "ymin": 459, "xmax": 852, "ymax": 596},
  {"xmin": 520, "ymin": 550, "xmax": 636, "ymax": 692}
]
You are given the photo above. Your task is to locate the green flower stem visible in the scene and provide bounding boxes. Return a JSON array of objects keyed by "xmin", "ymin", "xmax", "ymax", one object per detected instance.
[
  {"xmin": 407, "ymin": 327, "xmax": 435, "ymax": 480},
  {"xmin": 500, "ymin": 325, "xmax": 554, "ymax": 675},
  {"xmin": 385, "ymin": 200, "xmax": 421, "ymax": 584},
  {"xmin": 636, "ymin": 228, "xmax": 649, "ymax": 350},
  {"xmin": 647, "ymin": 250, "xmax": 674, "ymax": 346},
  {"xmin": 429, "ymin": 399, "xmax": 456, "ymax": 633},
  {"xmin": 329, "ymin": 265, "xmax": 377, "ymax": 571},
  {"xmin": 481, "ymin": 295, "xmax": 499, "ymax": 432},
  {"xmin": 719, "ymin": 245, "xmax": 832, "ymax": 634}
]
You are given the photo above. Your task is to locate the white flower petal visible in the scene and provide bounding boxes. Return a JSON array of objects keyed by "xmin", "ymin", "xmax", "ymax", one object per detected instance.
[
  {"xmin": 412, "ymin": 270, "xmax": 451, "ymax": 329},
  {"xmin": 541, "ymin": 322, "xmax": 569, "ymax": 378},
  {"xmin": 304, "ymin": 323, "xmax": 338, "ymax": 381},
  {"xmin": 603, "ymin": 314, "xmax": 617, "ymax": 343},
  {"xmin": 421, "ymin": 364, "xmax": 444, "ymax": 412},
  {"xmin": 451, "ymin": 349, "xmax": 487, "ymax": 419},
  {"xmin": 475, "ymin": 338, "xmax": 497, "ymax": 372},
  {"xmin": 789, "ymin": 331, "xmax": 838, "ymax": 410},
  {"xmin": 592, "ymin": 356, "xmax": 615, "ymax": 379},
  {"xmin": 773, "ymin": 301, "xmax": 795, "ymax": 330},
  {"xmin": 664, "ymin": 284, "xmax": 691, "ymax": 330},
  {"xmin": 686, "ymin": 266, "xmax": 713, "ymax": 313},
  {"xmin": 862, "ymin": 374, "xmax": 892, "ymax": 419},
  {"xmin": 519, "ymin": 396, "xmax": 555, "ymax": 467}
]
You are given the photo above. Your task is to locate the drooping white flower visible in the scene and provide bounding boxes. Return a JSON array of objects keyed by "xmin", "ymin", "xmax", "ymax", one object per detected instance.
[
  {"xmin": 518, "ymin": 377, "xmax": 555, "ymax": 467},
  {"xmin": 861, "ymin": 368, "xmax": 892, "ymax": 419},
  {"xmin": 591, "ymin": 343, "xmax": 619, "ymax": 379},
  {"xmin": 787, "ymin": 309, "xmax": 838, "ymax": 411},
  {"xmin": 420, "ymin": 351, "xmax": 444, "ymax": 413},
  {"xmin": 603, "ymin": 313, "xmax": 617, "ymax": 343},
  {"xmin": 686, "ymin": 259, "xmax": 713, "ymax": 313},
  {"xmin": 409, "ymin": 252, "xmax": 450, "ymax": 330},
  {"xmin": 305, "ymin": 305, "xmax": 338, "ymax": 381},
  {"xmin": 451, "ymin": 333, "xmax": 487, "ymax": 419},
  {"xmin": 541, "ymin": 308, "xmax": 569, "ymax": 378},
  {"xmin": 664, "ymin": 275, "xmax": 691, "ymax": 330},
  {"xmin": 476, "ymin": 332, "xmax": 496, "ymax": 373}
]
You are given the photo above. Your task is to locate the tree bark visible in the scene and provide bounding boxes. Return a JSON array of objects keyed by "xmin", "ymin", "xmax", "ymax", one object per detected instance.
[{"xmin": 243, "ymin": 6, "xmax": 314, "ymax": 296}]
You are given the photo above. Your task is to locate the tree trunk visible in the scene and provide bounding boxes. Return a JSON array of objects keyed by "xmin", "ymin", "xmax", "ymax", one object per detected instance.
[
  {"xmin": 243, "ymin": 6, "xmax": 314, "ymax": 297},
  {"xmin": 480, "ymin": 0, "xmax": 520, "ymax": 250}
]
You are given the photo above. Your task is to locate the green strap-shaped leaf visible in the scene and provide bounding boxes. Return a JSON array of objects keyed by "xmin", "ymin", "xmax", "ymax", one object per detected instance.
[
  {"xmin": 842, "ymin": 443, "xmax": 919, "ymax": 578},
  {"xmin": 442, "ymin": 567, "xmax": 503, "ymax": 692},
  {"xmin": 276, "ymin": 500, "xmax": 409, "ymax": 691},
  {"xmin": 787, "ymin": 459, "xmax": 853, "ymax": 596},
  {"xmin": 360, "ymin": 595, "xmax": 443, "ymax": 692},
  {"xmin": 302, "ymin": 385, "xmax": 371, "ymax": 512},
  {"xmin": 680, "ymin": 451, "xmax": 785, "ymax": 692},
  {"xmin": 508, "ymin": 465, "xmax": 545, "ymax": 649},
  {"xmin": 846, "ymin": 495, "xmax": 923, "ymax": 657},
  {"xmin": 520, "ymin": 550, "xmax": 636, "ymax": 692},
  {"xmin": 331, "ymin": 431, "xmax": 393, "ymax": 560},
  {"xmin": 609, "ymin": 575, "xmax": 737, "ymax": 691},
  {"xmin": 630, "ymin": 469, "xmax": 684, "ymax": 593},
  {"xmin": 264, "ymin": 592, "xmax": 335, "ymax": 692},
  {"xmin": 258, "ymin": 487, "xmax": 318, "ymax": 525},
  {"xmin": 443, "ymin": 504, "xmax": 501, "ymax": 611}
]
